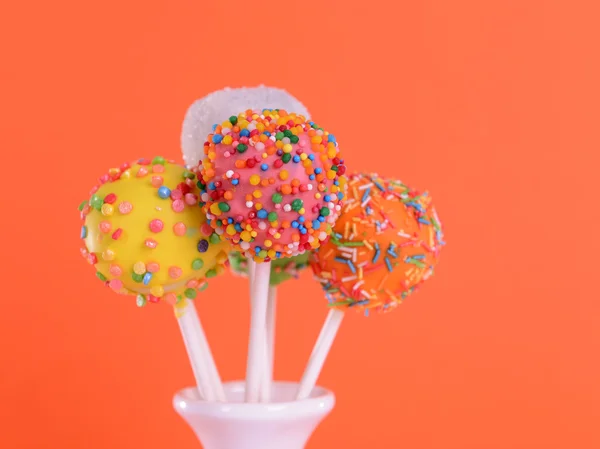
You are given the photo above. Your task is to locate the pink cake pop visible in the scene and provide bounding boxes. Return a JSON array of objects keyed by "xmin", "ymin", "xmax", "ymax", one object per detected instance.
[{"xmin": 198, "ymin": 109, "xmax": 347, "ymax": 263}]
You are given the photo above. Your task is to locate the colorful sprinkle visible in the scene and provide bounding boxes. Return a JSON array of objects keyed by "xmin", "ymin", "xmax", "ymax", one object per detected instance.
[
  {"xmin": 169, "ymin": 266, "xmax": 183, "ymax": 279},
  {"xmin": 158, "ymin": 186, "xmax": 171, "ymax": 199},
  {"xmin": 136, "ymin": 295, "xmax": 147, "ymax": 307},
  {"xmin": 118, "ymin": 201, "xmax": 133, "ymax": 214},
  {"xmin": 173, "ymin": 222, "xmax": 186, "ymax": 236},
  {"xmin": 197, "ymin": 239, "xmax": 209, "ymax": 252},
  {"xmin": 149, "ymin": 219, "xmax": 164, "ymax": 233},
  {"xmin": 144, "ymin": 238, "xmax": 158, "ymax": 249}
]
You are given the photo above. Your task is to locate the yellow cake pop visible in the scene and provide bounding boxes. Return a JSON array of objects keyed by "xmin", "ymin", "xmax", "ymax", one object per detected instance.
[{"xmin": 79, "ymin": 157, "xmax": 228, "ymax": 306}]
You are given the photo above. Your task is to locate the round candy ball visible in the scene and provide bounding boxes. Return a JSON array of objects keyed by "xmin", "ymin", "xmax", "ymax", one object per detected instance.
[
  {"xmin": 310, "ymin": 173, "xmax": 445, "ymax": 312},
  {"xmin": 228, "ymin": 251, "xmax": 311, "ymax": 286},
  {"xmin": 79, "ymin": 157, "xmax": 229, "ymax": 306},
  {"xmin": 199, "ymin": 109, "xmax": 346, "ymax": 263}
]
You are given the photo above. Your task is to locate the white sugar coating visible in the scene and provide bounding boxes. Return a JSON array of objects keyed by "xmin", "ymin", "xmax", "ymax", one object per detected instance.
[{"xmin": 181, "ymin": 86, "xmax": 310, "ymax": 167}]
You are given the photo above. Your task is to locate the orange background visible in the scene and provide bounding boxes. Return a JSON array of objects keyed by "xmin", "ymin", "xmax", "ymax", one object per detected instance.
[{"xmin": 1, "ymin": 1, "xmax": 599, "ymax": 448}]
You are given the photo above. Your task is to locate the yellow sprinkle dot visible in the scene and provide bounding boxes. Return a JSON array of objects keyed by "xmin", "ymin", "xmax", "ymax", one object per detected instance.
[
  {"xmin": 252, "ymin": 190, "xmax": 262, "ymax": 198},
  {"xmin": 311, "ymin": 135, "xmax": 323, "ymax": 144},
  {"xmin": 133, "ymin": 261, "xmax": 146, "ymax": 275},
  {"xmin": 250, "ymin": 231, "xmax": 258, "ymax": 238},
  {"xmin": 327, "ymin": 170, "xmax": 336, "ymax": 180},
  {"xmin": 216, "ymin": 251, "xmax": 228, "ymax": 264},
  {"xmin": 249, "ymin": 175, "xmax": 261, "ymax": 185},
  {"xmin": 282, "ymin": 144, "xmax": 293, "ymax": 153},
  {"xmin": 257, "ymin": 123, "xmax": 265, "ymax": 132},
  {"xmin": 262, "ymin": 153, "xmax": 268, "ymax": 159},
  {"xmin": 101, "ymin": 204, "xmax": 114, "ymax": 216},
  {"xmin": 226, "ymin": 224, "xmax": 237, "ymax": 236},
  {"xmin": 274, "ymin": 232, "xmax": 281, "ymax": 239},
  {"xmin": 150, "ymin": 285, "xmax": 164, "ymax": 297},
  {"xmin": 315, "ymin": 193, "xmax": 322, "ymax": 199},
  {"xmin": 300, "ymin": 153, "xmax": 308, "ymax": 160},
  {"xmin": 264, "ymin": 240, "xmax": 272, "ymax": 248},
  {"xmin": 238, "ymin": 120, "xmax": 249, "ymax": 129},
  {"xmin": 255, "ymin": 203, "xmax": 263, "ymax": 210},
  {"xmin": 267, "ymin": 250, "xmax": 277, "ymax": 259},
  {"xmin": 327, "ymin": 147, "xmax": 337, "ymax": 158},
  {"xmin": 240, "ymin": 231, "xmax": 252, "ymax": 242},
  {"xmin": 210, "ymin": 203, "xmax": 222, "ymax": 215},
  {"xmin": 275, "ymin": 140, "xmax": 284, "ymax": 149},
  {"xmin": 299, "ymin": 208, "xmax": 305, "ymax": 214},
  {"xmin": 222, "ymin": 135, "xmax": 233, "ymax": 145},
  {"xmin": 279, "ymin": 170, "xmax": 289, "ymax": 181}
]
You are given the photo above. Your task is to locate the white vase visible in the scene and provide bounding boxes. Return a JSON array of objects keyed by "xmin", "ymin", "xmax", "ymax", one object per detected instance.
[{"xmin": 173, "ymin": 381, "xmax": 335, "ymax": 449}]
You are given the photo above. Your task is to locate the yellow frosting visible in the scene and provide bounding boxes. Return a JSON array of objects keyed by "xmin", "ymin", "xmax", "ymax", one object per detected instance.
[{"xmin": 80, "ymin": 157, "xmax": 228, "ymax": 306}]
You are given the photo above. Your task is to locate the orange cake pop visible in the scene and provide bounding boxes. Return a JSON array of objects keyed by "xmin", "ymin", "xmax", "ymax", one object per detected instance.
[{"xmin": 310, "ymin": 173, "xmax": 445, "ymax": 313}]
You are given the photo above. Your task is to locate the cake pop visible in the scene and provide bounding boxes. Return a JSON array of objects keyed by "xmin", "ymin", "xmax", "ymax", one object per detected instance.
[
  {"xmin": 78, "ymin": 157, "xmax": 229, "ymax": 401},
  {"xmin": 79, "ymin": 157, "xmax": 229, "ymax": 305},
  {"xmin": 296, "ymin": 173, "xmax": 444, "ymax": 399},
  {"xmin": 311, "ymin": 172, "xmax": 444, "ymax": 311},
  {"xmin": 198, "ymin": 109, "xmax": 347, "ymax": 263}
]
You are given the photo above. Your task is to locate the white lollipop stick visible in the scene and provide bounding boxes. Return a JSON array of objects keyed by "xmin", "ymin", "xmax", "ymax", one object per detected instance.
[
  {"xmin": 245, "ymin": 261, "xmax": 271, "ymax": 402},
  {"xmin": 176, "ymin": 300, "xmax": 216, "ymax": 401},
  {"xmin": 248, "ymin": 258, "xmax": 269, "ymax": 402},
  {"xmin": 260, "ymin": 286, "xmax": 277, "ymax": 402},
  {"xmin": 296, "ymin": 309, "xmax": 344, "ymax": 400},
  {"xmin": 259, "ymin": 332, "xmax": 271, "ymax": 402},
  {"xmin": 185, "ymin": 300, "xmax": 226, "ymax": 402},
  {"xmin": 248, "ymin": 256, "xmax": 256, "ymax": 295}
]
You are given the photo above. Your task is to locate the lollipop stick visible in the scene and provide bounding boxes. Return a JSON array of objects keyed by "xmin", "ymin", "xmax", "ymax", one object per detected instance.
[
  {"xmin": 176, "ymin": 300, "xmax": 216, "ymax": 401},
  {"xmin": 248, "ymin": 258, "xmax": 268, "ymax": 402},
  {"xmin": 267, "ymin": 287, "xmax": 277, "ymax": 378},
  {"xmin": 260, "ymin": 286, "xmax": 277, "ymax": 402},
  {"xmin": 247, "ymin": 256, "xmax": 255, "ymax": 292},
  {"xmin": 296, "ymin": 309, "xmax": 344, "ymax": 400},
  {"xmin": 186, "ymin": 300, "xmax": 226, "ymax": 402},
  {"xmin": 259, "ymin": 332, "xmax": 271, "ymax": 402},
  {"xmin": 245, "ymin": 261, "xmax": 271, "ymax": 402}
]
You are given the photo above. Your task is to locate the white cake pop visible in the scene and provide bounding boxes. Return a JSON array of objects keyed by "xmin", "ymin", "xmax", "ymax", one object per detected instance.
[{"xmin": 181, "ymin": 86, "xmax": 310, "ymax": 167}]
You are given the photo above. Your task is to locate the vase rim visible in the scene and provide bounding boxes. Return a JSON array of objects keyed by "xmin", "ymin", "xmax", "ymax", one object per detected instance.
[{"xmin": 174, "ymin": 380, "xmax": 335, "ymax": 420}]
